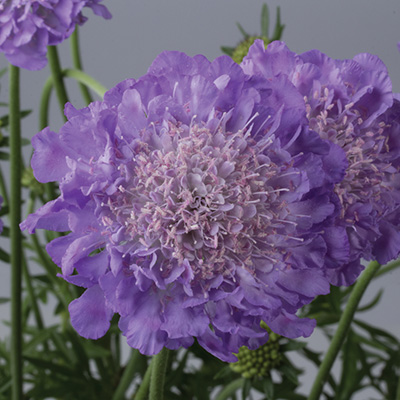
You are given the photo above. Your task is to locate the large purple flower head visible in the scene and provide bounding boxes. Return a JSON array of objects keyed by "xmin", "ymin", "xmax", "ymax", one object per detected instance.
[
  {"xmin": 0, "ymin": 0, "xmax": 111, "ymax": 70},
  {"xmin": 21, "ymin": 50, "xmax": 347, "ymax": 361},
  {"xmin": 243, "ymin": 40, "xmax": 400, "ymax": 285}
]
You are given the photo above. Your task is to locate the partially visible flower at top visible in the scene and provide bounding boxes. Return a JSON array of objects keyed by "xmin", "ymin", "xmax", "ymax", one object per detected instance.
[
  {"xmin": 242, "ymin": 40, "xmax": 400, "ymax": 285},
  {"xmin": 0, "ymin": 0, "xmax": 111, "ymax": 70},
  {"xmin": 21, "ymin": 50, "xmax": 348, "ymax": 361}
]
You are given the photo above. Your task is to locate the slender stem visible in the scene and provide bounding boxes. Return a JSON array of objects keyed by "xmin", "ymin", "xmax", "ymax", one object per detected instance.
[
  {"xmin": 9, "ymin": 63, "xmax": 23, "ymax": 400},
  {"xmin": 215, "ymin": 379, "xmax": 245, "ymax": 400},
  {"xmin": 63, "ymin": 69, "xmax": 107, "ymax": 98},
  {"xmin": 70, "ymin": 28, "xmax": 93, "ymax": 105},
  {"xmin": 149, "ymin": 347, "xmax": 170, "ymax": 400},
  {"xmin": 24, "ymin": 196, "xmax": 45, "ymax": 331},
  {"xmin": 47, "ymin": 45, "xmax": 69, "ymax": 119},
  {"xmin": 39, "ymin": 76, "xmax": 53, "ymax": 130},
  {"xmin": 133, "ymin": 362, "xmax": 152, "ymax": 400},
  {"xmin": 112, "ymin": 350, "xmax": 141, "ymax": 400},
  {"xmin": 307, "ymin": 260, "xmax": 381, "ymax": 400}
]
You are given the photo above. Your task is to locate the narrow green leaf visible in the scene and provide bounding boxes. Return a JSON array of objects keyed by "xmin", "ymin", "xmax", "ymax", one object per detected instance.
[
  {"xmin": 271, "ymin": 7, "xmax": 285, "ymax": 41},
  {"xmin": 0, "ymin": 205, "xmax": 9, "ymax": 216},
  {"xmin": 354, "ymin": 319, "xmax": 399, "ymax": 344},
  {"xmin": 356, "ymin": 289, "xmax": 383, "ymax": 312},
  {"xmin": 280, "ymin": 340, "xmax": 307, "ymax": 352},
  {"xmin": 263, "ymin": 375, "xmax": 274, "ymax": 400},
  {"xmin": 220, "ymin": 46, "xmax": 235, "ymax": 56},
  {"xmin": 23, "ymin": 355, "xmax": 79, "ymax": 377},
  {"xmin": 0, "ymin": 248, "xmax": 10, "ymax": 263},
  {"xmin": 236, "ymin": 22, "xmax": 249, "ymax": 38},
  {"xmin": 280, "ymin": 363, "xmax": 300, "ymax": 385},
  {"xmin": 241, "ymin": 378, "xmax": 251, "ymax": 400},
  {"xmin": 0, "ymin": 298, "xmax": 9, "ymax": 304},
  {"xmin": 261, "ymin": 4, "xmax": 270, "ymax": 37},
  {"xmin": 0, "ymin": 110, "xmax": 32, "ymax": 128},
  {"xmin": 23, "ymin": 327, "xmax": 57, "ymax": 354},
  {"xmin": 336, "ymin": 330, "xmax": 359, "ymax": 400},
  {"xmin": 0, "ymin": 152, "xmax": 8, "ymax": 161}
]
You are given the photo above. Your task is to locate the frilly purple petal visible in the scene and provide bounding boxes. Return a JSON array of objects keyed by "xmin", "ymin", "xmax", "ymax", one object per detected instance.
[
  {"xmin": 0, "ymin": 0, "xmax": 111, "ymax": 70},
  {"xmin": 69, "ymin": 284, "xmax": 113, "ymax": 340}
]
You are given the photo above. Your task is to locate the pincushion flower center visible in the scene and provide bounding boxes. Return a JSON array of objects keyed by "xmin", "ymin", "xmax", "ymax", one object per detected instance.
[
  {"xmin": 305, "ymin": 89, "xmax": 390, "ymax": 220},
  {"xmin": 104, "ymin": 122, "xmax": 296, "ymax": 280}
]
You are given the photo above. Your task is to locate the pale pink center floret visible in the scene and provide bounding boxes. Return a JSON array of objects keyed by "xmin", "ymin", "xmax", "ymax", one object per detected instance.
[
  {"xmin": 305, "ymin": 88, "xmax": 392, "ymax": 222},
  {"xmin": 100, "ymin": 122, "xmax": 301, "ymax": 280}
]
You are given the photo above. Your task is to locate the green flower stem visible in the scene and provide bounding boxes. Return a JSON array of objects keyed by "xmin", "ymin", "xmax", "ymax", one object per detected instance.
[
  {"xmin": 47, "ymin": 45, "xmax": 69, "ymax": 119},
  {"xmin": 24, "ymin": 196, "xmax": 44, "ymax": 332},
  {"xmin": 70, "ymin": 28, "xmax": 93, "ymax": 105},
  {"xmin": 149, "ymin": 347, "xmax": 170, "ymax": 400},
  {"xmin": 215, "ymin": 379, "xmax": 245, "ymax": 400},
  {"xmin": 39, "ymin": 76, "xmax": 53, "ymax": 130},
  {"xmin": 9, "ymin": 63, "xmax": 23, "ymax": 400},
  {"xmin": 63, "ymin": 69, "xmax": 107, "ymax": 98},
  {"xmin": 133, "ymin": 361, "xmax": 152, "ymax": 400},
  {"xmin": 307, "ymin": 260, "xmax": 381, "ymax": 400},
  {"xmin": 112, "ymin": 350, "xmax": 141, "ymax": 400}
]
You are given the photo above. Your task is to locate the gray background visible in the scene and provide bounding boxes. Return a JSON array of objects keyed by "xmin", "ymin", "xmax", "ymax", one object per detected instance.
[{"xmin": 1, "ymin": 1, "xmax": 400, "ymax": 399}]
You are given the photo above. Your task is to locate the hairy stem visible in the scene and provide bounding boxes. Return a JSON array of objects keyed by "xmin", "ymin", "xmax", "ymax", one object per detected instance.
[
  {"xmin": 47, "ymin": 45, "xmax": 69, "ymax": 119},
  {"xmin": 149, "ymin": 347, "xmax": 170, "ymax": 400},
  {"xmin": 307, "ymin": 260, "xmax": 381, "ymax": 400},
  {"xmin": 70, "ymin": 27, "xmax": 93, "ymax": 104},
  {"xmin": 9, "ymin": 63, "xmax": 23, "ymax": 400}
]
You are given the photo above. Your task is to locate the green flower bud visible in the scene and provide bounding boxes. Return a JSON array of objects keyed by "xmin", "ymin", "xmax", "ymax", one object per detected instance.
[
  {"xmin": 231, "ymin": 36, "xmax": 269, "ymax": 64},
  {"xmin": 230, "ymin": 322, "xmax": 282, "ymax": 379}
]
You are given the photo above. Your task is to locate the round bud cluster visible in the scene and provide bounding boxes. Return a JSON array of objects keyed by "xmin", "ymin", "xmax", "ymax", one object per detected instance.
[
  {"xmin": 232, "ymin": 36, "xmax": 269, "ymax": 63},
  {"xmin": 230, "ymin": 325, "xmax": 281, "ymax": 378}
]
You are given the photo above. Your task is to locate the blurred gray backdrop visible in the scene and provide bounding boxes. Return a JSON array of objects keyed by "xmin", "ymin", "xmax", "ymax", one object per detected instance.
[{"xmin": 1, "ymin": 1, "xmax": 400, "ymax": 399}]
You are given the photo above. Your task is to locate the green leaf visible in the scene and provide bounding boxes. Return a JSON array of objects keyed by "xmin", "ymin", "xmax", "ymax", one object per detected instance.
[
  {"xmin": 241, "ymin": 378, "xmax": 251, "ymax": 400},
  {"xmin": 263, "ymin": 375, "xmax": 274, "ymax": 400},
  {"xmin": 271, "ymin": 7, "xmax": 285, "ymax": 41},
  {"xmin": 23, "ymin": 327, "xmax": 57, "ymax": 354},
  {"xmin": 23, "ymin": 355, "xmax": 80, "ymax": 377},
  {"xmin": 261, "ymin": 3, "xmax": 270, "ymax": 37},
  {"xmin": 0, "ymin": 206, "xmax": 9, "ymax": 217},
  {"xmin": 0, "ymin": 110, "xmax": 32, "ymax": 129},
  {"xmin": 0, "ymin": 249, "xmax": 10, "ymax": 263},
  {"xmin": 236, "ymin": 22, "xmax": 249, "ymax": 38},
  {"xmin": 356, "ymin": 289, "xmax": 383, "ymax": 312},
  {"xmin": 0, "ymin": 298, "xmax": 9, "ymax": 304},
  {"xmin": 220, "ymin": 46, "xmax": 235, "ymax": 56},
  {"xmin": 280, "ymin": 363, "xmax": 300, "ymax": 386},
  {"xmin": 280, "ymin": 340, "xmax": 308, "ymax": 352},
  {"xmin": 0, "ymin": 152, "xmax": 8, "ymax": 161},
  {"xmin": 336, "ymin": 330, "xmax": 359, "ymax": 400},
  {"xmin": 354, "ymin": 319, "xmax": 399, "ymax": 345}
]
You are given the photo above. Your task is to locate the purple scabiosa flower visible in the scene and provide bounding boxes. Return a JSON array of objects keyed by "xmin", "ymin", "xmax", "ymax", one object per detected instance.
[
  {"xmin": 0, "ymin": 0, "xmax": 111, "ymax": 70},
  {"xmin": 243, "ymin": 40, "xmax": 400, "ymax": 285},
  {"xmin": 21, "ymin": 50, "xmax": 347, "ymax": 361}
]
